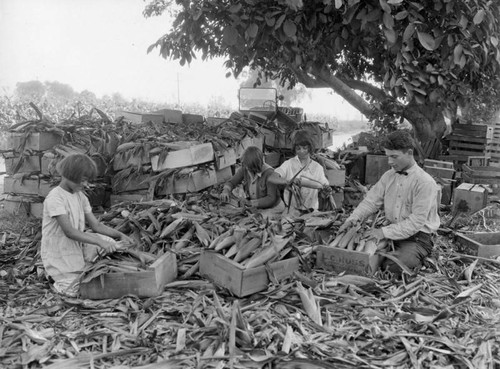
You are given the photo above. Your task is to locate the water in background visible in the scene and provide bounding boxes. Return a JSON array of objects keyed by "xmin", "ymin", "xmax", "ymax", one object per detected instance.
[{"xmin": 328, "ymin": 131, "xmax": 360, "ymax": 151}]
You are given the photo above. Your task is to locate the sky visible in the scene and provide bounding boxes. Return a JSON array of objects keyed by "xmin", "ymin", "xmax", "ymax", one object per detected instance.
[{"xmin": 0, "ymin": 0, "xmax": 361, "ymax": 119}]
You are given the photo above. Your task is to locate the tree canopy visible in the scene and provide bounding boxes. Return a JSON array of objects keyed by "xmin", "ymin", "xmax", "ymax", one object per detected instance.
[{"xmin": 145, "ymin": 0, "xmax": 500, "ymax": 142}]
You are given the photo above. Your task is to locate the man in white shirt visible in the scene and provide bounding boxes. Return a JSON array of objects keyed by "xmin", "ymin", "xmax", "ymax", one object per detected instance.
[{"xmin": 338, "ymin": 130, "xmax": 441, "ymax": 275}]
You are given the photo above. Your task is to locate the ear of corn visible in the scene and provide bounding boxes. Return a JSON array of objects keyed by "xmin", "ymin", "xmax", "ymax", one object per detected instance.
[
  {"xmin": 243, "ymin": 234, "xmax": 293, "ymax": 269},
  {"xmin": 233, "ymin": 236, "xmax": 262, "ymax": 263}
]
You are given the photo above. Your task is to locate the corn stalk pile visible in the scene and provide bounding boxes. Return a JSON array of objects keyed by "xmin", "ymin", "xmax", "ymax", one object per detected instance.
[{"xmin": 1, "ymin": 197, "xmax": 500, "ymax": 368}]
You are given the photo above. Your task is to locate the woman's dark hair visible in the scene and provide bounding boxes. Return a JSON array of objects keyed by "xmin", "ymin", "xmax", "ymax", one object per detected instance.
[
  {"xmin": 241, "ymin": 146, "xmax": 264, "ymax": 174},
  {"xmin": 56, "ymin": 154, "xmax": 97, "ymax": 183},
  {"xmin": 382, "ymin": 130, "xmax": 415, "ymax": 152},
  {"xmin": 293, "ymin": 129, "xmax": 314, "ymax": 153}
]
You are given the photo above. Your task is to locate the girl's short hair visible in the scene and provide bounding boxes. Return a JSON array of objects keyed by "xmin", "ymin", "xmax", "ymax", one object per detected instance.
[
  {"xmin": 293, "ymin": 130, "xmax": 314, "ymax": 153},
  {"xmin": 241, "ymin": 146, "xmax": 264, "ymax": 174},
  {"xmin": 382, "ymin": 130, "xmax": 415, "ymax": 151},
  {"xmin": 56, "ymin": 154, "xmax": 97, "ymax": 183}
]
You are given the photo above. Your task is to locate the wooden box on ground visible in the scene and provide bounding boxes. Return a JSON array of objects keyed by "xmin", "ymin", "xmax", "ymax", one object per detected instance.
[
  {"xmin": 423, "ymin": 159, "xmax": 455, "ymax": 179},
  {"xmin": 236, "ymin": 135, "xmax": 265, "ymax": 157},
  {"xmin": 452, "ymin": 183, "xmax": 488, "ymax": 214},
  {"xmin": 113, "ymin": 147, "xmax": 152, "ymax": 171},
  {"xmin": 151, "ymin": 142, "xmax": 214, "ymax": 172},
  {"xmin": 325, "ymin": 168, "xmax": 346, "ymax": 187},
  {"xmin": 7, "ymin": 132, "xmax": 62, "ymax": 152},
  {"xmin": 455, "ymin": 232, "xmax": 500, "ymax": 260},
  {"xmin": 214, "ymin": 148, "xmax": 237, "ymax": 170},
  {"xmin": 300, "ymin": 122, "xmax": 333, "ymax": 150},
  {"xmin": 206, "ymin": 117, "xmax": 228, "ymax": 126},
  {"xmin": 4, "ymin": 176, "xmax": 54, "ymax": 197},
  {"xmin": 215, "ymin": 166, "xmax": 233, "ymax": 184},
  {"xmin": 153, "ymin": 109, "xmax": 183, "ymax": 124},
  {"xmin": 182, "ymin": 113, "xmax": 204, "ymax": 124},
  {"xmin": 444, "ymin": 124, "xmax": 493, "ymax": 167},
  {"xmin": 2, "ymin": 195, "xmax": 42, "ymax": 218},
  {"xmin": 261, "ymin": 128, "xmax": 293, "ymax": 150},
  {"xmin": 111, "ymin": 173, "xmax": 151, "ymax": 194},
  {"xmin": 199, "ymin": 250, "xmax": 300, "ymax": 297},
  {"xmin": 80, "ymin": 252, "xmax": 177, "ymax": 299},
  {"xmin": 364, "ymin": 154, "xmax": 390, "ymax": 185},
  {"xmin": 315, "ymin": 245, "xmax": 383, "ymax": 276},
  {"xmin": 116, "ymin": 111, "xmax": 164, "ymax": 125},
  {"xmin": 158, "ymin": 166, "xmax": 217, "ymax": 195},
  {"xmin": 4, "ymin": 155, "xmax": 49, "ymax": 175},
  {"xmin": 462, "ymin": 165, "xmax": 500, "ymax": 194}
]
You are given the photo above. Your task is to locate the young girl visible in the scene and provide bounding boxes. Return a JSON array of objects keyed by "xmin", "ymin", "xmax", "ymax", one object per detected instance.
[
  {"xmin": 220, "ymin": 146, "xmax": 284, "ymax": 218},
  {"xmin": 269, "ymin": 130, "xmax": 330, "ymax": 216},
  {"xmin": 41, "ymin": 153, "xmax": 133, "ymax": 296}
]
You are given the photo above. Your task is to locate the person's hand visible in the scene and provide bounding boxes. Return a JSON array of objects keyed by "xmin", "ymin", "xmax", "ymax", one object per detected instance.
[
  {"xmin": 99, "ymin": 239, "xmax": 118, "ymax": 254},
  {"xmin": 338, "ymin": 219, "xmax": 356, "ymax": 233},
  {"xmin": 364, "ymin": 228, "xmax": 385, "ymax": 241},
  {"xmin": 288, "ymin": 177, "xmax": 302, "ymax": 187},
  {"xmin": 238, "ymin": 198, "xmax": 251, "ymax": 207},
  {"xmin": 220, "ymin": 189, "xmax": 231, "ymax": 202},
  {"xmin": 117, "ymin": 233, "xmax": 135, "ymax": 247}
]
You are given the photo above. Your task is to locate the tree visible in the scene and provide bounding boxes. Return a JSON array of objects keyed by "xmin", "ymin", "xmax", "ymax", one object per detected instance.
[
  {"xmin": 15, "ymin": 80, "xmax": 46, "ymax": 101},
  {"xmin": 45, "ymin": 81, "xmax": 76, "ymax": 101},
  {"xmin": 145, "ymin": 0, "xmax": 500, "ymax": 144}
]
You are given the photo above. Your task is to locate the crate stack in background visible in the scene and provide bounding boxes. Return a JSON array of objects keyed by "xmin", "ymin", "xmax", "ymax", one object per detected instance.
[
  {"xmin": 0, "ymin": 128, "xmax": 63, "ymax": 218},
  {"xmin": 486, "ymin": 122, "xmax": 500, "ymax": 166},
  {"xmin": 442, "ymin": 123, "xmax": 493, "ymax": 168}
]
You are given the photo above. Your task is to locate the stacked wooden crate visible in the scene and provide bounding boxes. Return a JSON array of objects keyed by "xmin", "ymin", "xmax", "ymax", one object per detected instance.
[
  {"xmin": 442, "ymin": 123, "xmax": 493, "ymax": 168},
  {"xmin": 110, "ymin": 116, "xmax": 265, "ymax": 205},
  {"xmin": 1, "ymin": 130, "xmax": 63, "ymax": 218},
  {"xmin": 486, "ymin": 122, "xmax": 500, "ymax": 165}
]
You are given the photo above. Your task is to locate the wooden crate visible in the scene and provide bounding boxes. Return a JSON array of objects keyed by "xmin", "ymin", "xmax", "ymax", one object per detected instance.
[
  {"xmin": 199, "ymin": 250, "xmax": 300, "ymax": 297},
  {"xmin": 2, "ymin": 196, "xmax": 30, "ymax": 217},
  {"xmin": 4, "ymin": 155, "xmax": 49, "ymax": 175},
  {"xmin": 152, "ymin": 109, "xmax": 183, "ymax": 124},
  {"xmin": 80, "ymin": 252, "xmax": 177, "ymax": 299},
  {"xmin": 462, "ymin": 165, "xmax": 500, "ymax": 194},
  {"xmin": 423, "ymin": 159, "xmax": 455, "ymax": 179},
  {"xmin": 113, "ymin": 147, "xmax": 151, "ymax": 171},
  {"xmin": 300, "ymin": 122, "xmax": 333, "ymax": 149},
  {"xmin": 445, "ymin": 124, "xmax": 492, "ymax": 165},
  {"xmin": 452, "ymin": 183, "xmax": 488, "ymax": 214},
  {"xmin": 4, "ymin": 176, "xmax": 54, "ymax": 197},
  {"xmin": 151, "ymin": 142, "xmax": 214, "ymax": 172},
  {"xmin": 7, "ymin": 132, "xmax": 63, "ymax": 152},
  {"xmin": 215, "ymin": 166, "xmax": 233, "ymax": 185},
  {"xmin": 236, "ymin": 135, "xmax": 265, "ymax": 157},
  {"xmin": 316, "ymin": 245, "xmax": 383, "ymax": 276},
  {"xmin": 116, "ymin": 111, "xmax": 164, "ymax": 124},
  {"xmin": 158, "ymin": 166, "xmax": 217, "ymax": 195},
  {"xmin": 182, "ymin": 113, "xmax": 204, "ymax": 124},
  {"xmin": 364, "ymin": 154, "xmax": 390, "ymax": 185},
  {"xmin": 111, "ymin": 173, "xmax": 152, "ymax": 194},
  {"xmin": 214, "ymin": 148, "xmax": 237, "ymax": 170},
  {"xmin": 455, "ymin": 232, "xmax": 500, "ymax": 260},
  {"xmin": 325, "ymin": 168, "xmax": 346, "ymax": 187}
]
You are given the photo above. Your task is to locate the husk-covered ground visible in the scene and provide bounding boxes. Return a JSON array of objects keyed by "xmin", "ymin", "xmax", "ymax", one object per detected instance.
[{"xmin": 1, "ymin": 195, "xmax": 500, "ymax": 369}]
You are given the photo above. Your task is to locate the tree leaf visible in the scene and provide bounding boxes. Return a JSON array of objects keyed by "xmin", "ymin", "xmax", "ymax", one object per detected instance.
[
  {"xmin": 229, "ymin": 4, "xmax": 242, "ymax": 13},
  {"xmin": 383, "ymin": 12, "xmax": 394, "ymax": 29},
  {"xmin": 394, "ymin": 10, "xmax": 408, "ymax": 20},
  {"xmin": 387, "ymin": 0, "xmax": 403, "ymax": 4},
  {"xmin": 246, "ymin": 23, "xmax": 259, "ymax": 38},
  {"xmin": 473, "ymin": 9, "xmax": 485, "ymax": 25},
  {"xmin": 453, "ymin": 44, "xmax": 463, "ymax": 65},
  {"xmin": 384, "ymin": 27, "xmax": 397, "ymax": 44},
  {"xmin": 335, "ymin": 0, "xmax": 343, "ymax": 9},
  {"xmin": 275, "ymin": 14, "xmax": 286, "ymax": 29},
  {"xmin": 491, "ymin": 36, "xmax": 499, "ymax": 47},
  {"xmin": 417, "ymin": 31, "xmax": 436, "ymax": 51},
  {"xmin": 283, "ymin": 19, "xmax": 297, "ymax": 37},
  {"xmin": 379, "ymin": 0, "xmax": 391, "ymax": 13},
  {"xmin": 223, "ymin": 26, "xmax": 238, "ymax": 46},
  {"xmin": 403, "ymin": 23, "xmax": 415, "ymax": 42}
]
